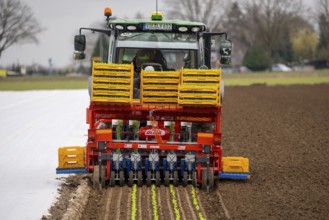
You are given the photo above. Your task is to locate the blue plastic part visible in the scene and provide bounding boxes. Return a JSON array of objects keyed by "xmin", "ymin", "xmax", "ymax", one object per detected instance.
[
  {"xmin": 145, "ymin": 158, "xmax": 159, "ymax": 172},
  {"xmin": 56, "ymin": 167, "xmax": 88, "ymax": 174},
  {"xmin": 219, "ymin": 172, "xmax": 250, "ymax": 180},
  {"xmin": 163, "ymin": 158, "xmax": 177, "ymax": 172},
  {"xmin": 128, "ymin": 160, "xmax": 142, "ymax": 171},
  {"xmin": 145, "ymin": 159, "xmax": 149, "ymax": 175},
  {"xmin": 162, "ymin": 159, "xmax": 167, "ymax": 176}
]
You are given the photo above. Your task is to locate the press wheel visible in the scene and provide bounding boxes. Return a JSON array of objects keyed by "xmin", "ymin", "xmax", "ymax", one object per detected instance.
[
  {"xmin": 128, "ymin": 171, "xmax": 134, "ymax": 187},
  {"xmin": 164, "ymin": 171, "xmax": 169, "ymax": 186},
  {"xmin": 192, "ymin": 171, "xmax": 197, "ymax": 187},
  {"xmin": 119, "ymin": 170, "xmax": 125, "ymax": 186},
  {"xmin": 182, "ymin": 171, "xmax": 188, "ymax": 187},
  {"xmin": 147, "ymin": 171, "xmax": 152, "ymax": 187},
  {"xmin": 93, "ymin": 165, "xmax": 106, "ymax": 189},
  {"xmin": 173, "ymin": 171, "xmax": 178, "ymax": 186},
  {"xmin": 155, "ymin": 171, "xmax": 161, "ymax": 187},
  {"xmin": 137, "ymin": 171, "xmax": 143, "ymax": 187},
  {"xmin": 109, "ymin": 170, "xmax": 115, "ymax": 187}
]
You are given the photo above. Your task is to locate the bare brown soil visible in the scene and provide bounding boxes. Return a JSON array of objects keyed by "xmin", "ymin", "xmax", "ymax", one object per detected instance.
[
  {"xmin": 44, "ymin": 84, "xmax": 329, "ymax": 220},
  {"xmin": 220, "ymin": 84, "xmax": 329, "ymax": 219}
]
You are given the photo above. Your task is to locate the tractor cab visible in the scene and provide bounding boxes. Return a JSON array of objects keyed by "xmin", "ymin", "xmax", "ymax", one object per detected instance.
[{"xmin": 74, "ymin": 10, "xmax": 232, "ymax": 70}]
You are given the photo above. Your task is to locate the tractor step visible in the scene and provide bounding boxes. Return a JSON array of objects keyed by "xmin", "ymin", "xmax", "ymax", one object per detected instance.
[
  {"xmin": 56, "ymin": 167, "xmax": 88, "ymax": 174},
  {"xmin": 219, "ymin": 172, "xmax": 250, "ymax": 180}
]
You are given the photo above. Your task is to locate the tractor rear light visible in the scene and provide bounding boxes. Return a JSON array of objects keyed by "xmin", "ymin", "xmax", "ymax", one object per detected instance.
[{"xmin": 178, "ymin": 26, "xmax": 188, "ymax": 32}]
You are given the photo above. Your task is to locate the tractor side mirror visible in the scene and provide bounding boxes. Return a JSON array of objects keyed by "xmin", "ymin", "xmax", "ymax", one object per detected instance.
[
  {"xmin": 219, "ymin": 39, "xmax": 232, "ymax": 65},
  {"xmin": 74, "ymin": 35, "xmax": 86, "ymax": 60},
  {"xmin": 74, "ymin": 35, "xmax": 86, "ymax": 51}
]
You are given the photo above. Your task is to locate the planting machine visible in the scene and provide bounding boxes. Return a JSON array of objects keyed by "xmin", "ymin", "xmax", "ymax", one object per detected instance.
[{"xmin": 56, "ymin": 6, "xmax": 250, "ymax": 191}]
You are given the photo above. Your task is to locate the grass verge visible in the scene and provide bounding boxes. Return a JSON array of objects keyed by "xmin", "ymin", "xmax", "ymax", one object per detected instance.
[
  {"xmin": 0, "ymin": 76, "xmax": 88, "ymax": 90},
  {"xmin": 223, "ymin": 69, "xmax": 329, "ymax": 86}
]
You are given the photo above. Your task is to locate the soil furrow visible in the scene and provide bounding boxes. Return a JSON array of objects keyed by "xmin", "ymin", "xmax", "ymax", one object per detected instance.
[
  {"xmin": 165, "ymin": 186, "xmax": 175, "ymax": 220},
  {"xmin": 126, "ymin": 186, "xmax": 132, "ymax": 220},
  {"xmin": 103, "ymin": 187, "xmax": 114, "ymax": 220},
  {"xmin": 175, "ymin": 186, "xmax": 187, "ymax": 220},
  {"xmin": 183, "ymin": 187, "xmax": 198, "ymax": 220},
  {"xmin": 115, "ymin": 187, "xmax": 123, "ymax": 220},
  {"xmin": 141, "ymin": 186, "xmax": 152, "ymax": 220},
  {"xmin": 157, "ymin": 185, "xmax": 173, "ymax": 220},
  {"xmin": 137, "ymin": 185, "xmax": 142, "ymax": 220},
  {"xmin": 119, "ymin": 186, "xmax": 130, "ymax": 219},
  {"xmin": 156, "ymin": 186, "xmax": 164, "ymax": 220}
]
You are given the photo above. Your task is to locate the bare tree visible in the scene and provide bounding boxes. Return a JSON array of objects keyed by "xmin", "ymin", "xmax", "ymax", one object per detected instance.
[
  {"xmin": 317, "ymin": 0, "xmax": 329, "ymax": 58},
  {"xmin": 243, "ymin": 0, "xmax": 304, "ymax": 67},
  {"xmin": 0, "ymin": 0, "xmax": 43, "ymax": 58},
  {"xmin": 163, "ymin": 0, "xmax": 226, "ymax": 31}
]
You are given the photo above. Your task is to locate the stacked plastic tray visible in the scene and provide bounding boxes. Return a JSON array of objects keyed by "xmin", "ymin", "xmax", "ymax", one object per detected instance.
[
  {"xmin": 91, "ymin": 62, "xmax": 134, "ymax": 103},
  {"xmin": 57, "ymin": 146, "xmax": 85, "ymax": 169},
  {"xmin": 179, "ymin": 69, "xmax": 221, "ymax": 106},
  {"xmin": 141, "ymin": 70, "xmax": 181, "ymax": 104}
]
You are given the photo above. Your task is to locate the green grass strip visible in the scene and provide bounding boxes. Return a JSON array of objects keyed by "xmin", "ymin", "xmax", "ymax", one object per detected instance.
[
  {"xmin": 131, "ymin": 184, "xmax": 137, "ymax": 220},
  {"xmin": 224, "ymin": 76, "xmax": 329, "ymax": 86},
  {"xmin": 169, "ymin": 184, "xmax": 181, "ymax": 220},
  {"xmin": 151, "ymin": 184, "xmax": 159, "ymax": 220},
  {"xmin": 0, "ymin": 76, "xmax": 88, "ymax": 90},
  {"xmin": 191, "ymin": 186, "xmax": 206, "ymax": 220}
]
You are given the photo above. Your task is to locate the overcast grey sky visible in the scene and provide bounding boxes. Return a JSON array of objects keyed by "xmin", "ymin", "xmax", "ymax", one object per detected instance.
[
  {"xmin": 0, "ymin": 0, "xmax": 164, "ymax": 68},
  {"xmin": 0, "ymin": 0, "xmax": 315, "ymax": 69}
]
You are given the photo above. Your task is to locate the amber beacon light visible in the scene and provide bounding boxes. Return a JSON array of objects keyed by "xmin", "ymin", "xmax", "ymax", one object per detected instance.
[{"xmin": 104, "ymin": 7, "xmax": 112, "ymax": 18}]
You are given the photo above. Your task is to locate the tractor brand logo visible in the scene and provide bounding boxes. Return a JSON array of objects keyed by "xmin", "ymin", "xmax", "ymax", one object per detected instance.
[{"xmin": 144, "ymin": 129, "xmax": 165, "ymax": 136}]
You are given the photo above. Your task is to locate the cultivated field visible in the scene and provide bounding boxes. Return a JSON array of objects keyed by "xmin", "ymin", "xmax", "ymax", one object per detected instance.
[{"xmin": 44, "ymin": 84, "xmax": 329, "ymax": 220}]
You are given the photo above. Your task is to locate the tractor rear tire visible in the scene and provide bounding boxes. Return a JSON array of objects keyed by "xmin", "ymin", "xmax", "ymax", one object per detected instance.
[{"xmin": 155, "ymin": 171, "xmax": 161, "ymax": 187}]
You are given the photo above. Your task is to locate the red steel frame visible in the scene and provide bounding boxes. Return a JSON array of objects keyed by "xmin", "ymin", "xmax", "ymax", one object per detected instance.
[{"xmin": 85, "ymin": 101, "xmax": 223, "ymax": 184}]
